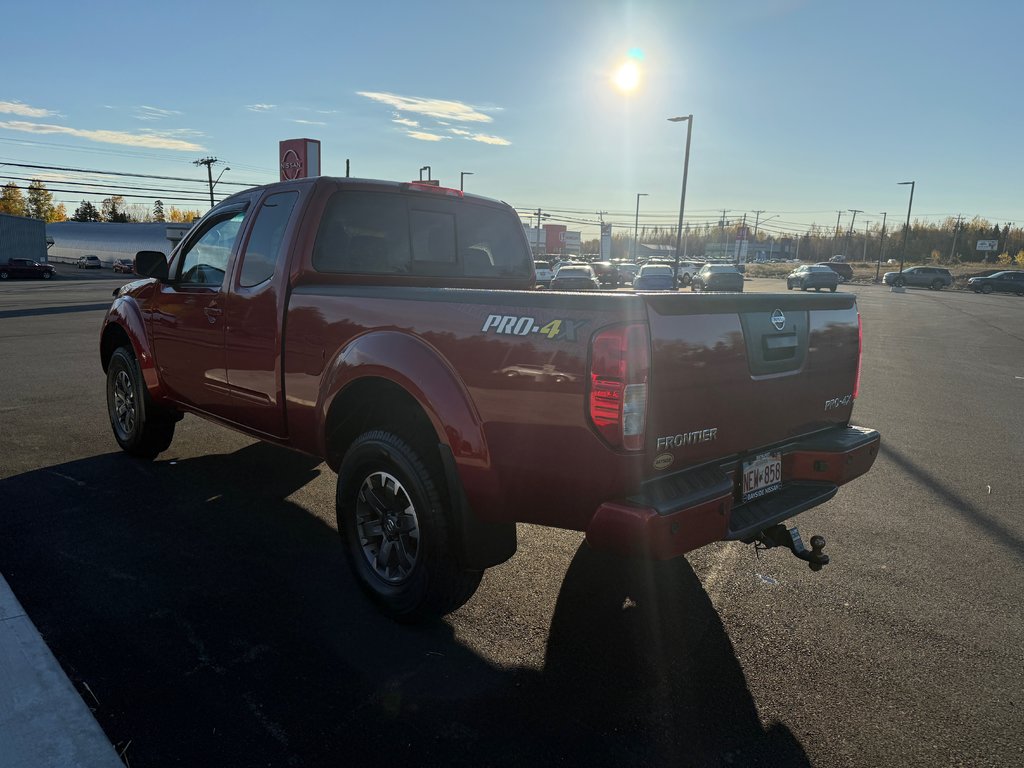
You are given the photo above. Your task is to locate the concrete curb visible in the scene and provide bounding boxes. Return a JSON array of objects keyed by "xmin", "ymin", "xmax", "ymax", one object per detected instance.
[{"xmin": 0, "ymin": 575, "xmax": 122, "ymax": 768}]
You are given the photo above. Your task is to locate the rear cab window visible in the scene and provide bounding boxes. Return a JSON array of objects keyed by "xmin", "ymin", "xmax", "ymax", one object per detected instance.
[{"xmin": 312, "ymin": 189, "xmax": 532, "ymax": 283}]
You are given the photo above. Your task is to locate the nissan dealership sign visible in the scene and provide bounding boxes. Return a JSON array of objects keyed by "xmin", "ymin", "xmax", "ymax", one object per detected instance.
[{"xmin": 279, "ymin": 138, "xmax": 322, "ymax": 181}]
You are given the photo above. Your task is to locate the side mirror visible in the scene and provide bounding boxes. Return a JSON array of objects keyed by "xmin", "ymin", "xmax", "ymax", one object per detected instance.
[{"xmin": 135, "ymin": 250, "xmax": 169, "ymax": 281}]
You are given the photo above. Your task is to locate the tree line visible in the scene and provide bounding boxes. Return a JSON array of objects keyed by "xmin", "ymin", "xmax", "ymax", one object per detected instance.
[
  {"xmin": 582, "ymin": 216, "xmax": 1024, "ymax": 266},
  {"xmin": 0, "ymin": 179, "xmax": 201, "ymax": 224}
]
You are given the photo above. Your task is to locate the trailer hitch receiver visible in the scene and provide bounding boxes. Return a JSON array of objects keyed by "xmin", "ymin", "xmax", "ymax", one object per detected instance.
[{"xmin": 755, "ymin": 525, "xmax": 830, "ymax": 571}]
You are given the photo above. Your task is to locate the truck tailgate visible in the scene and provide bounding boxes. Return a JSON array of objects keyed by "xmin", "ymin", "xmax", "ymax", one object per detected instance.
[{"xmin": 641, "ymin": 292, "xmax": 860, "ymax": 467}]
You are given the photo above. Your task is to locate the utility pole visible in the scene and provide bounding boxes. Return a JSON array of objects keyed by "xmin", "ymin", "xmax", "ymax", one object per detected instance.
[
  {"xmin": 842, "ymin": 209, "xmax": 862, "ymax": 260},
  {"xmin": 831, "ymin": 210, "xmax": 844, "ymax": 256},
  {"xmin": 752, "ymin": 210, "xmax": 764, "ymax": 238},
  {"xmin": 718, "ymin": 210, "xmax": 729, "ymax": 259},
  {"xmin": 875, "ymin": 212, "xmax": 888, "ymax": 282},
  {"xmin": 736, "ymin": 213, "xmax": 747, "ymax": 264},
  {"xmin": 863, "ymin": 221, "xmax": 870, "ymax": 261},
  {"xmin": 193, "ymin": 156, "xmax": 221, "ymax": 207},
  {"xmin": 949, "ymin": 214, "xmax": 963, "ymax": 263}
]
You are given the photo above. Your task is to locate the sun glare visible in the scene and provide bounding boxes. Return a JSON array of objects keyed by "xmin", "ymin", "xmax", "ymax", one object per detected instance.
[{"xmin": 612, "ymin": 60, "xmax": 641, "ymax": 93}]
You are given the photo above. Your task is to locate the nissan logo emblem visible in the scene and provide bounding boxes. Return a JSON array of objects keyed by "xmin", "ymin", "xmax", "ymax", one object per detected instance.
[{"xmin": 771, "ymin": 309, "xmax": 786, "ymax": 331}]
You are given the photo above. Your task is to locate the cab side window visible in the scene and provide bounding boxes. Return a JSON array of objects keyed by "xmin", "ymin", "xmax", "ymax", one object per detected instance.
[
  {"xmin": 238, "ymin": 192, "xmax": 298, "ymax": 287},
  {"xmin": 178, "ymin": 210, "xmax": 247, "ymax": 286}
]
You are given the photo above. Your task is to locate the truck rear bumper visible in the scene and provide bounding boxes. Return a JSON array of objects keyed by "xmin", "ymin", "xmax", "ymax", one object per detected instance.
[{"xmin": 585, "ymin": 425, "xmax": 880, "ymax": 560}]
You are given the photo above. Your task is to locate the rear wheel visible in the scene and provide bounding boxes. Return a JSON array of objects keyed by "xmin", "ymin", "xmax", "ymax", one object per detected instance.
[
  {"xmin": 337, "ymin": 430, "xmax": 483, "ymax": 622},
  {"xmin": 982, "ymin": 284, "xmax": 993, "ymax": 294},
  {"xmin": 106, "ymin": 346, "xmax": 176, "ymax": 459}
]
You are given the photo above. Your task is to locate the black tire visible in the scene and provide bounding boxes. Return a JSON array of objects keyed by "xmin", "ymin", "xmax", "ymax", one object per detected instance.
[
  {"xmin": 894, "ymin": 276, "xmax": 905, "ymax": 287},
  {"xmin": 930, "ymin": 279, "xmax": 944, "ymax": 290},
  {"xmin": 981, "ymin": 284, "xmax": 993, "ymax": 294},
  {"xmin": 830, "ymin": 285, "xmax": 837, "ymax": 292},
  {"xmin": 42, "ymin": 271, "xmax": 52, "ymax": 280},
  {"xmin": 106, "ymin": 346, "xmax": 176, "ymax": 459},
  {"xmin": 337, "ymin": 430, "xmax": 483, "ymax": 622},
  {"xmin": 801, "ymin": 283, "xmax": 808, "ymax": 291},
  {"xmin": 0, "ymin": 270, "xmax": 8, "ymax": 280}
]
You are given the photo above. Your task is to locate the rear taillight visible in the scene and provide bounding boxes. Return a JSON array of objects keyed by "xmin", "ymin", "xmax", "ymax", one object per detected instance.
[
  {"xmin": 589, "ymin": 324, "xmax": 650, "ymax": 450},
  {"xmin": 853, "ymin": 312, "xmax": 863, "ymax": 399}
]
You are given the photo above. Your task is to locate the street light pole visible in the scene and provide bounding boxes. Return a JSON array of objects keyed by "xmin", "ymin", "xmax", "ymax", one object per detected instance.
[
  {"xmin": 898, "ymin": 181, "xmax": 916, "ymax": 274},
  {"xmin": 632, "ymin": 193, "xmax": 648, "ymax": 261},
  {"xmin": 668, "ymin": 114, "xmax": 693, "ymax": 287},
  {"xmin": 460, "ymin": 171, "xmax": 473, "ymax": 191},
  {"xmin": 419, "ymin": 166, "xmax": 431, "ymax": 181}
]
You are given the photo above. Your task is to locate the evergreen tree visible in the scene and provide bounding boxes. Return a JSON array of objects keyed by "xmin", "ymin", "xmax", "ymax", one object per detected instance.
[
  {"xmin": 101, "ymin": 195, "xmax": 130, "ymax": 223},
  {"xmin": 71, "ymin": 200, "xmax": 102, "ymax": 222},
  {"xmin": 153, "ymin": 199, "xmax": 165, "ymax": 222},
  {"xmin": 0, "ymin": 182, "xmax": 26, "ymax": 216}
]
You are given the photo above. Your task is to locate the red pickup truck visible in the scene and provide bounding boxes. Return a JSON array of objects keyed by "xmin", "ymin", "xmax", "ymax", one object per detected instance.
[{"xmin": 100, "ymin": 177, "xmax": 879, "ymax": 621}]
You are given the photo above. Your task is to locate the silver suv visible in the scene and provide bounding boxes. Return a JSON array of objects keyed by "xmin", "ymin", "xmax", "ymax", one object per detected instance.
[{"xmin": 883, "ymin": 265, "xmax": 953, "ymax": 290}]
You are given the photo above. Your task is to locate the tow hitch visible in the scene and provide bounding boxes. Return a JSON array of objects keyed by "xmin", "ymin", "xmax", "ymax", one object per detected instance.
[{"xmin": 755, "ymin": 525, "xmax": 830, "ymax": 571}]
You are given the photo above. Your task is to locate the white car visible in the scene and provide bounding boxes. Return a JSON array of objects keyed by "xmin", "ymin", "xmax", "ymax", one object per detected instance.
[
  {"xmin": 675, "ymin": 260, "xmax": 703, "ymax": 285},
  {"xmin": 533, "ymin": 260, "xmax": 554, "ymax": 287}
]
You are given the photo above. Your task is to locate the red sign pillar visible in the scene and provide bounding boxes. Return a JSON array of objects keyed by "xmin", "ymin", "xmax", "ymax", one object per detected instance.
[{"xmin": 279, "ymin": 138, "xmax": 322, "ymax": 181}]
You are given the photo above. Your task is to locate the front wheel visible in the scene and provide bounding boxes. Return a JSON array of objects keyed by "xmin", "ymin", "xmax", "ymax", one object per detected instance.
[
  {"xmin": 830, "ymin": 285, "xmax": 837, "ymax": 292},
  {"xmin": 0, "ymin": 270, "xmax": 8, "ymax": 280},
  {"xmin": 982, "ymin": 284, "xmax": 993, "ymax": 294},
  {"xmin": 42, "ymin": 271, "xmax": 52, "ymax": 279},
  {"xmin": 894, "ymin": 276, "xmax": 905, "ymax": 287},
  {"xmin": 337, "ymin": 431, "xmax": 483, "ymax": 622},
  {"xmin": 106, "ymin": 347, "xmax": 176, "ymax": 458}
]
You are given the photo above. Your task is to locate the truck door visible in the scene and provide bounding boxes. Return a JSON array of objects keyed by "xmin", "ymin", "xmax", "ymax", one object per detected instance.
[
  {"xmin": 222, "ymin": 189, "xmax": 301, "ymax": 437},
  {"xmin": 149, "ymin": 205, "xmax": 248, "ymax": 415}
]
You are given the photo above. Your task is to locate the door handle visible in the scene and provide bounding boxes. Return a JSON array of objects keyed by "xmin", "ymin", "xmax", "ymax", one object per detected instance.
[{"xmin": 204, "ymin": 307, "xmax": 223, "ymax": 317}]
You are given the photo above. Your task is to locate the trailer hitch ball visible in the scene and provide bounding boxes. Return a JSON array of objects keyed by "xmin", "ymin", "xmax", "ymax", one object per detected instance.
[{"xmin": 755, "ymin": 525, "xmax": 830, "ymax": 571}]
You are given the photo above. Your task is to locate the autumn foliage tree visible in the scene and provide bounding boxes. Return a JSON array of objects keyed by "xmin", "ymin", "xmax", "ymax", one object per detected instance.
[{"xmin": 0, "ymin": 182, "xmax": 26, "ymax": 216}]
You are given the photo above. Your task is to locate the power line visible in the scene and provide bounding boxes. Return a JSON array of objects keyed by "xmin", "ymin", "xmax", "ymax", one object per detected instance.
[{"xmin": 0, "ymin": 161, "xmax": 259, "ymax": 187}]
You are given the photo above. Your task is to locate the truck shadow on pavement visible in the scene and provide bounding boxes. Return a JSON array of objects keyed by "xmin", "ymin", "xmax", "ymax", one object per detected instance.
[{"xmin": 0, "ymin": 443, "xmax": 808, "ymax": 768}]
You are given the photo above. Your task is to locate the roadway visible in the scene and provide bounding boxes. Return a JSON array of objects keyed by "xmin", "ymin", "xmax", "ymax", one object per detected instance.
[{"xmin": 0, "ymin": 274, "xmax": 1021, "ymax": 767}]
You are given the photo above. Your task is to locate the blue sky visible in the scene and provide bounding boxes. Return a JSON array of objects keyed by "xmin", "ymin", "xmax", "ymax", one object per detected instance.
[{"xmin": 2, "ymin": 0, "xmax": 1021, "ymax": 241}]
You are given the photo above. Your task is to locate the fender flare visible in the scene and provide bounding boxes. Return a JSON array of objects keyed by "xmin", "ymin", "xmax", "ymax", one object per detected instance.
[
  {"xmin": 318, "ymin": 331, "xmax": 514, "ymax": 568},
  {"xmin": 317, "ymin": 329, "xmax": 490, "ymax": 469},
  {"xmin": 100, "ymin": 296, "xmax": 168, "ymax": 403}
]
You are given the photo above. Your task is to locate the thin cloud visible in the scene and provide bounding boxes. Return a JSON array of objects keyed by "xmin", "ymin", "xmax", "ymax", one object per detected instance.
[
  {"xmin": 393, "ymin": 117, "xmax": 419, "ymax": 127},
  {"xmin": 358, "ymin": 91, "xmax": 492, "ymax": 123},
  {"xmin": 0, "ymin": 120, "xmax": 204, "ymax": 151},
  {"xmin": 291, "ymin": 118, "xmax": 326, "ymax": 126},
  {"xmin": 247, "ymin": 104, "xmax": 277, "ymax": 112},
  {"xmin": 134, "ymin": 105, "xmax": 182, "ymax": 121},
  {"xmin": 406, "ymin": 131, "xmax": 450, "ymax": 142},
  {"xmin": 0, "ymin": 100, "xmax": 58, "ymax": 118},
  {"xmin": 468, "ymin": 133, "xmax": 511, "ymax": 146},
  {"xmin": 449, "ymin": 128, "xmax": 471, "ymax": 136}
]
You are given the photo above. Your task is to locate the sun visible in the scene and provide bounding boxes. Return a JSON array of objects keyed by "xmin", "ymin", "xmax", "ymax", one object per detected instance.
[{"xmin": 612, "ymin": 60, "xmax": 641, "ymax": 93}]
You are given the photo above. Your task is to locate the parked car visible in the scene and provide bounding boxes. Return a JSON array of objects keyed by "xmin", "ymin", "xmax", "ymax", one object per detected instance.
[
  {"xmin": 590, "ymin": 261, "xmax": 622, "ymax": 286},
  {"xmin": 816, "ymin": 261, "xmax": 853, "ymax": 282},
  {"xmin": 612, "ymin": 261, "xmax": 639, "ymax": 283},
  {"xmin": 882, "ymin": 266, "xmax": 953, "ymax": 290},
  {"xmin": 691, "ymin": 263, "xmax": 744, "ymax": 292},
  {"xmin": 632, "ymin": 264, "xmax": 676, "ymax": 291},
  {"xmin": 549, "ymin": 264, "xmax": 601, "ymax": 290},
  {"xmin": 966, "ymin": 270, "xmax": 1024, "ymax": 296},
  {"xmin": 788, "ymin": 265, "xmax": 839, "ymax": 292},
  {"xmin": 675, "ymin": 261, "xmax": 703, "ymax": 286},
  {"xmin": 112, "ymin": 258, "xmax": 135, "ymax": 274},
  {"xmin": 77, "ymin": 255, "xmax": 102, "ymax": 269},
  {"xmin": 0, "ymin": 258, "xmax": 55, "ymax": 280}
]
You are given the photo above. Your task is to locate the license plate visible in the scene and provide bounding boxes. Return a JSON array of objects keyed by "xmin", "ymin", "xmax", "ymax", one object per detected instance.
[{"xmin": 741, "ymin": 451, "xmax": 782, "ymax": 503}]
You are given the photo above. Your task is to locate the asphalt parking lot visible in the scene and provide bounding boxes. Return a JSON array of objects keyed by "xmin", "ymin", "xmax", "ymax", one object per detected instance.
[{"xmin": 1, "ymin": 276, "xmax": 1022, "ymax": 767}]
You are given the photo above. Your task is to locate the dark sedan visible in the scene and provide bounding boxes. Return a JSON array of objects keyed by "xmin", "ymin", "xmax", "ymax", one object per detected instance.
[
  {"xmin": 787, "ymin": 264, "xmax": 839, "ymax": 292},
  {"xmin": 632, "ymin": 264, "xmax": 676, "ymax": 291},
  {"xmin": 691, "ymin": 264, "xmax": 744, "ymax": 292},
  {"xmin": 549, "ymin": 265, "xmax": 601, "ymax": 291},
  {"xmin": 0, "ymin": 258, "xmax": 56, "ymax": 280},
  {"xmin": 967, "ymin": 270, "xmax": 1024, "ymax": 296}
]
